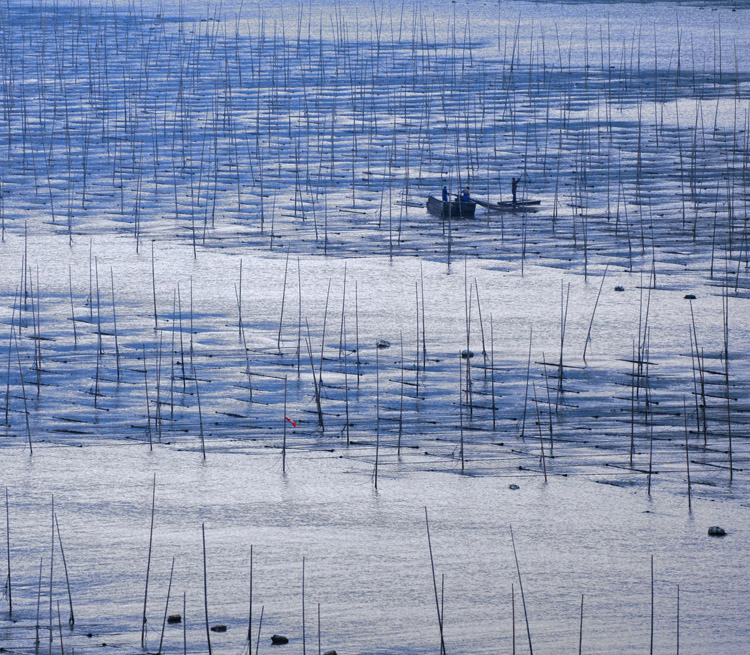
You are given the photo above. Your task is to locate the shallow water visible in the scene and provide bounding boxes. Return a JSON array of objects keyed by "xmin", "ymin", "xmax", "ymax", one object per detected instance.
[
  {"xmin": 1, "ymin": 444, "xmax": 749, "ymax": 655},
  {"xmin": 1, "ymin": 0, "xmax": 750, "ymax": 652}
]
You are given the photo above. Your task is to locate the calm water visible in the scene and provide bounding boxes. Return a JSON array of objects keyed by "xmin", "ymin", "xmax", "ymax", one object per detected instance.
[{"xmin": 1, "ymin": 0, "xmax": 749, "ymax": 652}]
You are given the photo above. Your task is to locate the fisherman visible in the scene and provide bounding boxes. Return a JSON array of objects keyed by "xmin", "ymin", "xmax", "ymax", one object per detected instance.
[
  {"xmin": 511, "ymin": 177, "xmax": 519, "ymax": 204},
  {"xmin": 442, "ymin": 185, "xmax": 449, "ymax": 202},
  {"xmin": 461, "ymin": 186, "xmax": 470, "ymax": 202}
]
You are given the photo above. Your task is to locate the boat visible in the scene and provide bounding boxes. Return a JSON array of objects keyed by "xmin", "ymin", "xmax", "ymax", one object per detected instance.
[
  {"xmin": 473, "ymin": 198, "xmax": 541, "ymax": 212},
  {"xmin": 426, "ymin": 196, "xmax": 477, "ymax": 219}
]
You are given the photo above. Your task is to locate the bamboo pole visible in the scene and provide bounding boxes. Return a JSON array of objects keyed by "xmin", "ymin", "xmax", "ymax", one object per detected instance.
[{"xmin": 141, "ymin": 474, "xmax": 156, "ymax": 650}]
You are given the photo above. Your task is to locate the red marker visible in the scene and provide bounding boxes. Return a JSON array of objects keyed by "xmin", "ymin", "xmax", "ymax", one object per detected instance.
[{"xmin": 285, "ymin": 417, "xmax": 296, "ymax": 427}]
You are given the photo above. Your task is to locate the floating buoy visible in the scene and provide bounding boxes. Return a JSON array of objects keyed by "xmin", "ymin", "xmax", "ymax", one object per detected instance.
[
  {"xmin": 614, "ymin": 286, "xmax": 625, "ymax": 292},
  {"xmin": 461, "ymin": 349, "xmax": 474, "ymax": 359},
  {"xmin": 376, "ymin": 339, "xmax": 391, "ymax": 349},
  {"xmin": 684, "ymin": 294, "xmax": 696, "ymax": 300},
  {"xmin": 210, "ymin": 625, "xmax": 227, "ymax": 633},
  {"xmin": 708, "ymin": 526, "xmax": 727, "ymax": 537},
  {"xmin": 167, "ymin": 615, "xmax": 182, "ymax": 624},
  {"xmin": 271, "ymin": 635, "xmax": 289, "ymax": 645}
]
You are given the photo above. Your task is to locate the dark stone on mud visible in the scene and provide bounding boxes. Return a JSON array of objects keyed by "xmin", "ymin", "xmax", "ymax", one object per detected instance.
[
  {"xmin": 271, "ymin": 635, "xmax": 289, "ymax": 645},
  {"xmin": 614, "ymin": 286, "xmax": 625, "ymax": 292},
  {"xmin": 168, "ymin": 614, "xmax": 182, "ymax": 624},
  {"xmin": 210, "ymin": 625, "xmax": 227, "ymax": 632},
  {"xmin": 708, "ymin": 526, "xmax": 727, "ymax": 537}
]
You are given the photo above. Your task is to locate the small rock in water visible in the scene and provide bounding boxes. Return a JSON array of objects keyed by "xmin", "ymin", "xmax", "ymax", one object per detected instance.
[
  {"xmin": 167, "ymin": 614, "xmax": 182, "ymax": 624},
  {"xmin": 684, "ymin": 294, "xmax": 696, "ymax": 300},
  {"xmin": 461, "ymin": 349, "xmax": 474, "ymax": 359},
  {"xmin": 509, "ymin": 484, "xmax": 520, "ymax": 490},
  {"xmin": 376, "ymin": 339, "xmax": 391, "ymax": 349},
  {"xmin": 614, "ymin": 286, "xmax": 625, "ymax": 292},
  {"xmin": 708, "ymin": 526, "xmax": 727, "ymax": 537},
  {"xmin": 210, "ymin": 625, "xmax": 227, "ymax": 633},
  {"xmin": 271, "ymin": 635, "xmax": 289, "ymax": 645}
]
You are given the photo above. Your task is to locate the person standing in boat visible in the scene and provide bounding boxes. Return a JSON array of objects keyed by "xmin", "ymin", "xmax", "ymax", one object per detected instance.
[
  {"xmin": 511, "ymin": 177, "xmax": 519, "ymax": 204},
  {"xmin": 461, "ymin": 186, "xmax": 470, "ymax": 202},
  {"xmin": 442, "ymin": 185, "xmax": 449, "ymax": 202}
]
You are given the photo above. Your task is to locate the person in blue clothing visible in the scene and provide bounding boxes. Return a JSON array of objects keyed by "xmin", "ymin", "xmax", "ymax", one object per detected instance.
[
  {"xmin": 461, "ymin": 186, "xmax": 470, "ymax": 202},
  {"xmin": 442, "ymin": 185, "xmax": 449, "ymax": 202}
]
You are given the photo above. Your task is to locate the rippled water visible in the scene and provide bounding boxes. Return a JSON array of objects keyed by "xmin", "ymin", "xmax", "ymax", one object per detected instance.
[{"xmin": 1, "ymin": 0, "xmax": 749, "ymax": 653}]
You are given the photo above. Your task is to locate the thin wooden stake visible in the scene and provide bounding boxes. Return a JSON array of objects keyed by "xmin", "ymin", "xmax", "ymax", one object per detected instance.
[
  {"xmin": 4, "ymin": 488, "xmax": 10, "ymax": 618},
  {"xmin": 203, "ymin": 523, "xmax": 212, "ymax": 655},
  {"xmin": 158, "ymin": 557, "xmax": 175, "ymax": 655},
  {"xmin": 424, "ymin": 508, "xmax": 446, "ymax": 655},
  {"xmin": 509, "ymin": 526, "xmax": 533, "ymax": 655},
  {"xmin": 141, "ymin": 474, "xmax": 156, "ymax": 650},
  {"xmin": 54, "ymin": 513, "xmax": 75, "ymax": 627}
]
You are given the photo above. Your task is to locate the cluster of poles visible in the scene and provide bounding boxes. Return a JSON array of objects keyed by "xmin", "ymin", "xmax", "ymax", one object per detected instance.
[{"xmin": 0, "ymin": 1, "xmax": 746, "ymax": 274}]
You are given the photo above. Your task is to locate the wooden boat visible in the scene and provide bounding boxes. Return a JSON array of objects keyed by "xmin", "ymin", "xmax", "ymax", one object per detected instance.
[
  {"xmin": 473, "ymin": 198, "xmax": 541, "ymax": 212},
  {"xmin": 426, "ymin": 195, "xmax": 476, "ymax": 219}
]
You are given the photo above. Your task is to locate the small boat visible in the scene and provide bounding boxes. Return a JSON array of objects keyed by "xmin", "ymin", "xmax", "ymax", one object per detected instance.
[
  {"xmin": 473, "ymin": 198, "xmax": 541, "ymax": 212},
  {"xmin": 426, "ymin": 196, "xmax": 477, "ymax": 219}
]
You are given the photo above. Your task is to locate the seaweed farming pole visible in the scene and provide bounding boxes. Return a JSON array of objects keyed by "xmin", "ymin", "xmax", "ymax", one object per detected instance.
[
  {"xmin": 490, "ymin": 316, "xmax": 496, "ymax": 431},
  {"xmin": 35, "ymin": 557, "xmax": 42, "ymax": 646},
  {"xmin": 520, "ymin": 328, "xmax": 533, "ymax": 439},
  {"xmin": 152, "ymin": 241, "xmax": 158, "ymax": 330},
  {"xmin": 12, "ymin": 330, "xmax": 32, "ymax": 454},
  {"xmin": 141, "ymin": 474, "xmax": 156, "ymax": 650},
  {"xmin": 4, "ymin": 288, "xmax": 17, "ymax": 427},
  {"xmin": 509, "ymin": 526, "xmax": 533, "ymax": 655},
  {"xmin": 56, "ymin": 601, "xmax": 64, "ymax": 655},
  {"xmin": 458, "ymin": 353, "xmax": 464, "ymax": 474},
  {"xmin": 68, "ymin": 267, "xmax": 77, "ymax": 349},
  {"xmin": 343, "ymin": 316, "xmax": 351, "ymax": 446},
  {"xmin": 4, "ymin": 487, "xmax": 10, "ymax": 618},
  {"xmin": 511, "ymin": 584, "xmax": 516, "ymax": 655},
  {"xmin": 202, "ymin": 524, "xmax": 212, "ymax": 655},
  {"xmin": 111, "ymin": 269, "xmax": 121, "ymax": 380},
  {"xmin": 650, "ymin": 555, "xmax": 654, "ymax": 655},
  {"xmin": 722, "ymin": 280, "xmax": 733, "ymax": 483},
  {"xmin": 582, "ymin": 265, "xmax": 608, "ymax": 364},
  {"xmin": 421, "ymin": 262, "xmax": 427, "ymax": 371},
  {"xmin": 533, "ymin": 383, "xmax": 547, "ymax": 483},
  {"xmin": 424, "ymin": 508, "xmax": 446, "ymax": 655},
  {"xmin": 557, "ymin": 281, "xmax": 570, "ymax": 407},
  {"xmin": 247, "ymin": 545, "xmax": 253, "ymax": 644},
  {"xmin": 54, "ymin": 513, "xmax": 75, "ymax": 627},
  {"xmin": 193, "ymin": 366, "xmax": 205, "ymax": 455},
  {"xmin": 48, "ymin": 496, "xmax": 54, "ymax": 655},
  {"xmin": 282, "ymin": 377, "xmax": 287, "ymax": 473},
  {"xmin": 302, "ymin": 557, "xmax": 307, "ymax": 655},
  {"xmin": 305, "ymin": 320, "xmax": 324, "ymax": 432},
  {"xmin": 143, "ymin": 345, "xmax": 153, "ymax": 450},
  {"xmin": 157, "ymin": 557, "xmax": 175, "ymax": 655},
  {"xmin": 683, "ymin": 397, "xmax": 692, "ymax": 511},
  {"xmin": 278, "ymin": 252, "xmax": 289, "ymax": 354},
  {"xmin": 238, "ymin": 260, "xmax": 245, "ymax": 343},
  {"xmin": 375, "ymin": 346, "xmax": 380, "ymax": 490}
]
